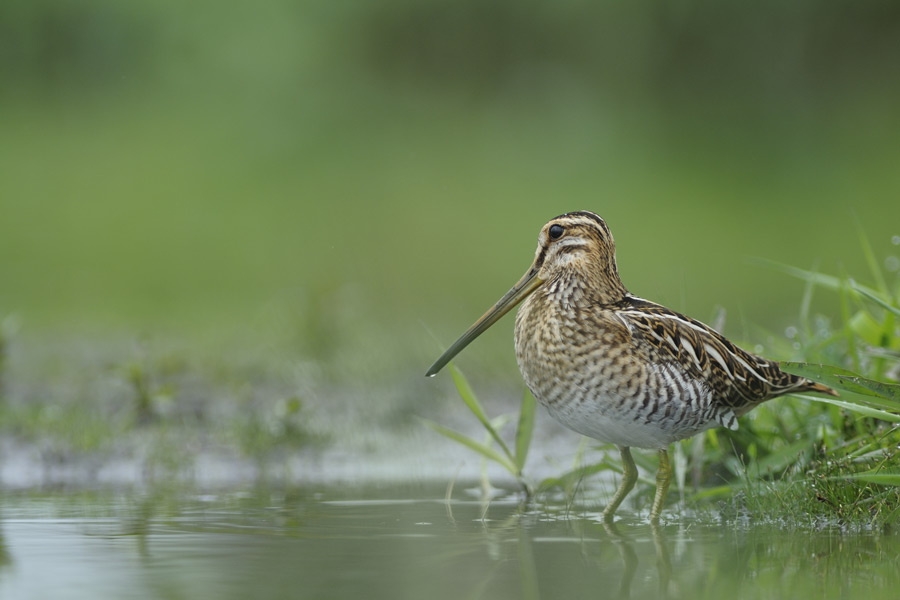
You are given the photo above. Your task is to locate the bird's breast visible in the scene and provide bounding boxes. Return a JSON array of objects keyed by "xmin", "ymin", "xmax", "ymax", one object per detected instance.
[{"xmin": 513, "ymin": 295, "xmax": 717, "ymax": 448}]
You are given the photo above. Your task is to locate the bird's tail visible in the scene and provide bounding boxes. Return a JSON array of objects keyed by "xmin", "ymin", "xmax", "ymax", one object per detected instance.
[{"xmin": 801, "ymin": 380, "xmax": 839, "ymax": 397}]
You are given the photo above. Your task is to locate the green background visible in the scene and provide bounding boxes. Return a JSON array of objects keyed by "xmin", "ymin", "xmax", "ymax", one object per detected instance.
[{"xmin": 2, "ymin": 0, "xmax": 899, "ymax": 369}]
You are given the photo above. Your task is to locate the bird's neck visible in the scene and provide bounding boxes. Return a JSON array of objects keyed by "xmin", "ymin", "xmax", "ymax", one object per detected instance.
[{"xmin": 545, "ymin": 264, "xmax": 628, "ymax": 307}]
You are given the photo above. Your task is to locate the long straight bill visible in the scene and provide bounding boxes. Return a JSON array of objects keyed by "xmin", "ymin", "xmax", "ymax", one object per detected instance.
[{"xmin": 426, "ymin": 268, "xmax": 543, "ymax": 377}]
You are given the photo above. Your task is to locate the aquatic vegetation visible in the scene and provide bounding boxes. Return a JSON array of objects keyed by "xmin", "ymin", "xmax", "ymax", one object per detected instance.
[
  {"xmin": 729, "ymin": 232, "xmax": 900, "ymax": 527},
  {"xmin": 421, "ymin": 365, "xmax": 536, "ymax": 493}
]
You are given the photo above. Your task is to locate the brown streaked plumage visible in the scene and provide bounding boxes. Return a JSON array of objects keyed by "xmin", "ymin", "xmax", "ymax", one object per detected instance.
[{"xmin": 426, "ymin": 210, "xmax": 837, "ymax": 523}]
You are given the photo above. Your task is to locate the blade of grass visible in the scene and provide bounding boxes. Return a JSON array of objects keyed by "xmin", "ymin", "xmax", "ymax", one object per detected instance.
[
  {"xmin": 850, "ymin": 281, "xmax": 900, "ymax": 318},
  {"xmin": 835, "ymin": 378, "xmax": 900, "ymax": 407},
  {"xmin": 795, "ymin": 395, "xmax": 900, "ymax": 424},
  {"xmin": 751, "ymin": 258, "xmax": 883, "ymax": 298},
  {"xmin": 515, "ymin": 390, "xmax": 536, "ymax": 471},
  {"xmin": 449, "ymin": 364, "xmax": 516, "ymax": 465},
  {"xmin": 688, "ymin": 485, "xmax": 734, "ymax": 501},
  {"xmin": 835, "ymin": 472, "xmax": 900, "ymax": 487},
  {"xmin": 855, "ymin": 219, "xmax": 889, "ymax": 295},
  {"xmin": 782, "ymin": 362, "xmax": 900, "ymax": 407},
  {"xmin": 420, "ymin": 418, "xmax": 518, "ymax": 475},
  {"xmin": 537, "ymin": 461, "xmax": 615, "ymax": 492}
]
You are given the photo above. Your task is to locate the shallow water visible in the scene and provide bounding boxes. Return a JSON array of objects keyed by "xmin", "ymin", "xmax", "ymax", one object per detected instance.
[{"xmin": 1, "ymin": 485, "xmax": 898, "ymax": 600}]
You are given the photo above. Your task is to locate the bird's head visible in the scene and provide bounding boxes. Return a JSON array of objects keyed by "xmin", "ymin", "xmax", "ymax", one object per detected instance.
[
  {"xmin": 426, "ymin": 210, "xmax": 627, "ymax": 376},
  {"xmin": 531, "ymin": 211, "xmax": 622, "ymax": 290}
]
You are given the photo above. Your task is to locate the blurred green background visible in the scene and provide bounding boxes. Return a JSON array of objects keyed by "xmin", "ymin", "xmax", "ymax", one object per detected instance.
[{"xmin": 2, "ymin": 0, "xmax": 899, "ymax": 367}]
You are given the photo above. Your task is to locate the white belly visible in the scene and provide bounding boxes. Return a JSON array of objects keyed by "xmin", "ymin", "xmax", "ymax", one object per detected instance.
[{"xmin": 542, "ymin": 394, "xmax": 713, "ymax": 449}]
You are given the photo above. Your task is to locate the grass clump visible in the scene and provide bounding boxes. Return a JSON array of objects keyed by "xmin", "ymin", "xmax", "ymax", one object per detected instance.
[
  {"xmin": 723, "ymin": 230, "xmax": 900, "ymax": 528},
  {"xmin": 421, "ymin": 365, "xmax": 623, "ymax": 500},
  {"xmin": 421, "ymin": 365, "xmax": 536, "ymax": 494}
]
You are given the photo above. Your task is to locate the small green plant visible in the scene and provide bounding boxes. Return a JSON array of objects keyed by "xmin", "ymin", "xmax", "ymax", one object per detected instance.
[
  {"xmin": 231, "ymin": 395, "xmax": 320, "ymax": 470},
  {"xmin": 741, "ymin": 233, "xmax": 900, "ymax": 525},
  {"xmin": 117, "ymin": 343, "xmax": 180, "ymax": 426},
  {"xmin": 698, "ymin": 229, "xmax": 900, "ymax": 525},
  {"xmin": 126, "ymin": 361, "xmax": 156, "ymax": 425},
  {"xmin": 421, "ymin": 365, "xmax": 536, "ymax": 494},
  {"xmin": 422, "ymin": 365, "xmax": 624, "ymax": 500}
]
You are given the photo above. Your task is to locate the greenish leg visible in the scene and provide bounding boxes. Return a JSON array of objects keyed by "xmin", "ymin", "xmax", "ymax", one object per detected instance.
[
  {"xmin": 649, "ymin": 448, "xmax": 671, "ymax": 523},
  {"xmin": 602, "ymin": 445, "xmax": 638, "ymax": 522}
]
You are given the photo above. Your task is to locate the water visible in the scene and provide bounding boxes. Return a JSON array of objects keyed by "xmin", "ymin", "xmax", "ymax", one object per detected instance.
[{"xmin": 1, "ymin": 485, "xmax": 898, "ymax": 600}]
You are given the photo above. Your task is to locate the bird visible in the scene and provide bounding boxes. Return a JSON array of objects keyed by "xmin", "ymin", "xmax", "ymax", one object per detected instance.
[{"xmin": 426, "ymin": 210, "xmax": 837, "ymax": 523}]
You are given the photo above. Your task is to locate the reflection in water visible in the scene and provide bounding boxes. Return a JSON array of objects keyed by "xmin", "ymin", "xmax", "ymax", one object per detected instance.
[
  {"xmin": 600, "ymin": 521, "xmax": 639, "ymax": 599},
  {"xmin": 602, "ymin": 519, "xmax": 671, "ymax": 599},
  {"xmin": 0, "ymin": 487, "xmax": 899, "ymax": 599}
]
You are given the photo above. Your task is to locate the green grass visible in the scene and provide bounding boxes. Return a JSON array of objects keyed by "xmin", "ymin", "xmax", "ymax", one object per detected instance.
[
  {"xmin": 421, "ymin": 365, "xmax": 536, "ymax": 492},
  {"xmin": 0, "ymin": 328, "xmax": 332, "ymax": 485},
  {"xmin": 426, "ymin": 236, "xmax": 900, "ymax": 528}
]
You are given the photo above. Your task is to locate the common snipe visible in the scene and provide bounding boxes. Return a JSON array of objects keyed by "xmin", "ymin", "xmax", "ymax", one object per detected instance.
[{"xmin": 426, "ymin": 210, "xmax": 837, "ymax": 523}]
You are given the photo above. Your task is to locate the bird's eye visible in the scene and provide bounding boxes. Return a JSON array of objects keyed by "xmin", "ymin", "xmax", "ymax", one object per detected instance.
[{"xmin": 548, "ymin": 224, "xmax": 565, "ymax": 240}]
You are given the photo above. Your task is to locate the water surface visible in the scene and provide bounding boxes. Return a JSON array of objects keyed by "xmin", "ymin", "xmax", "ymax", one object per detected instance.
[{"xmin": 1, "ymin": 486, "xmax": 897, "ymax": 599}]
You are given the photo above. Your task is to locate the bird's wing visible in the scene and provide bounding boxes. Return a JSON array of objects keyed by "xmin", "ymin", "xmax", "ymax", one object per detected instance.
[{"xmin": 613, "ymin": 296, "xmax": 817, "ymax": 412}]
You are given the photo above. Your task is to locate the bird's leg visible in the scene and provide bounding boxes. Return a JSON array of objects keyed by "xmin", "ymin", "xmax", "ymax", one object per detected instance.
[
  {"xmin": 602, "ymin": 445, "xmax": 637, "ymax": 523},
  {"xmin": 649, "ymin": 448, "xmax": 671, "ymax": 523}
]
